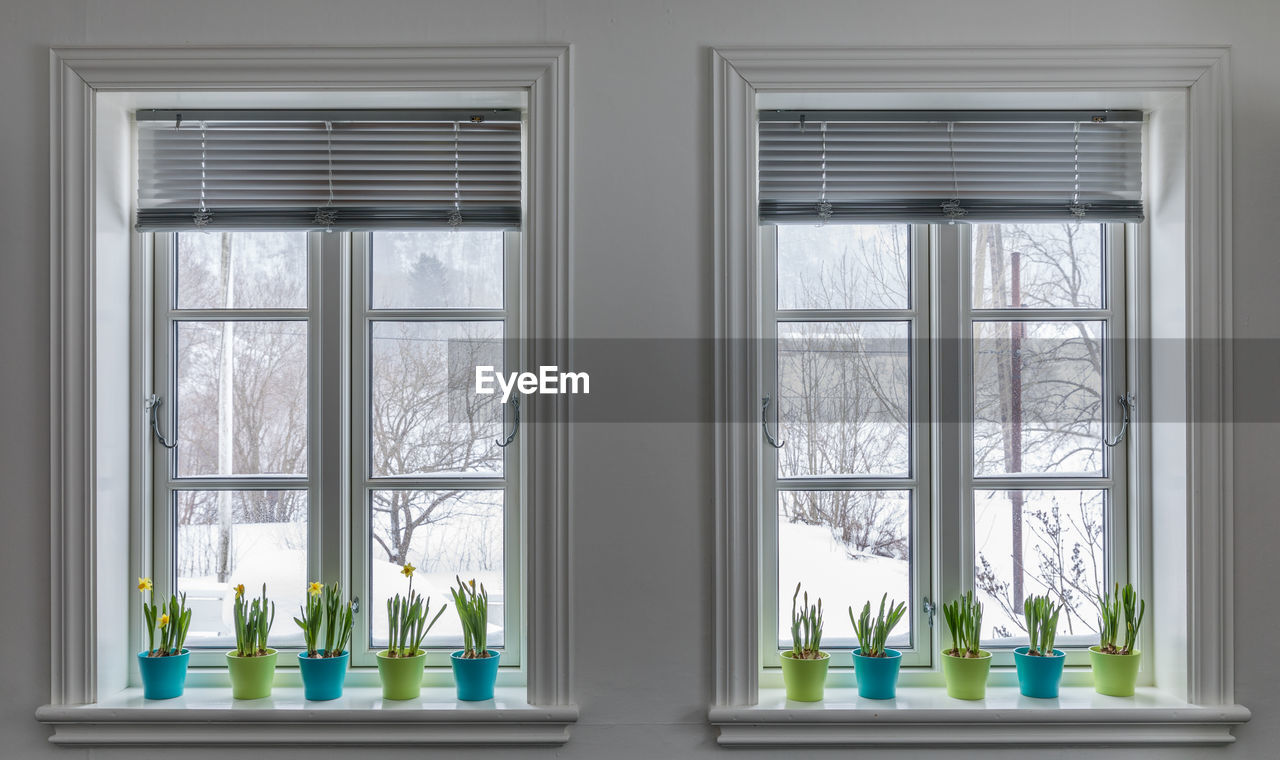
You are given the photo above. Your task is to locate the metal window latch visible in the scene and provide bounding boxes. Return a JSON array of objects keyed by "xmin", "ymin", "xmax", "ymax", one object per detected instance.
[
  {"xmin": 496, "ymin": 397, "xmax": 520, "ymax": 448},
  {"xmin": 145, "ymin": 394, "xmax": 178, "ymax": 450},
  {"xmin": 1104, "ymin": 392, "xmax": 1135, "ymax": 448},
  {"xmin": 761, "ymin": 396, "xmax": 786, "ymax": 449},
  {"xmin": 923, "ymin": 597, "xmax": 937, "ymax": 628},
  {"xmin": 351, "ymin": 596, "xmax": 360, "ymax": 614}
]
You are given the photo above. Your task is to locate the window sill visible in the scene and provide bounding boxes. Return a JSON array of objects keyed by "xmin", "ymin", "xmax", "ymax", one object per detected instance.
[
  {"xmin": 36, "ymin": 687, "xmax": 578, "ymax": 746},
  {"xmin": 709, "ymin": 688, "xmax": 1249, "ymax": 747}
]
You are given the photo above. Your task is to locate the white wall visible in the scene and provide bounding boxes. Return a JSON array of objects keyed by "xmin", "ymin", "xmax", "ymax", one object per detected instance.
[{"xmin": 3, "ymin": 1, "xmax": 1279, "ymax": 757}]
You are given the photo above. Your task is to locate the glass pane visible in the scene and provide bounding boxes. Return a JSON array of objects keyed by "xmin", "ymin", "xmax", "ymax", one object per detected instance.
[
  {"xmin": 778, "ymin": 490, "xmax": 911, "ymax": 650},
  {"xmin": 777, "ymin": 321, "xmax": 910, "ymax": 478},
  {"xmin": 175, "ymin": 321, "xmax": 308, "ymax": 477},
  {"xmin": 777, "ymin": 224, "xmax": 910, "ymax": 310},
  {"xmin": 971, "ymin": 223, "xmax": 1103, "ymax": 310},
  {"xmin": 370, "ymin": 490, "xmax": 504, "ymax": 649},
  {"xmin": 174, "ymin": 489, "xmax": 308, "ymax": 649},
  {"xmin": 176, "ymin": 231, "xmax": 307, "ymax": 310},
  {"xmin": 973, "ymin": 320, "xmax": 1104, "ymax": 476},
  {"xmin": 371, "ymin": 230, "xmax": 504, "ymax": 309},
  {"xmin": 974, "ymin": 489, "xmax": 1107, "ymax": 644},
  {"xmin": 370, "ymin": 321, "xmax": 504, "ymax": 477}
]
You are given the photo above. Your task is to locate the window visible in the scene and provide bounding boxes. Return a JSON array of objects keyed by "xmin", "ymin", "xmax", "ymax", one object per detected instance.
[{"xmin": 140, "ymin": 110, "xmax": 526, "ymax": 671}]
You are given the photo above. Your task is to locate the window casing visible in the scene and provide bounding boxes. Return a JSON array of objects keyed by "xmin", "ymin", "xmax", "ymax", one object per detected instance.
[{"xmin": 758, "ymin": 220, "xmax": 1132, "ymax": 684}]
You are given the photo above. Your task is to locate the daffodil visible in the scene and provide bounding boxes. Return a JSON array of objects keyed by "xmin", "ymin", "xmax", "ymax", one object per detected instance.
[
  {"xmin": 308, "ymin": 581, "xmax": 323, "ymax": 596},
  {"xmin": 138, "ymin": 577, "xmax": 153, "ymax": 592},
  {"xmin": 401, "ymin": 563, "xmax": 416, "ymax": 578},
  {"xmin": 159, "ymin": 613, "xmax": 169, "ymax": 628},
  {"xmin": 234, "ymin": 583, "xmax": 245, "ymax": 598}
]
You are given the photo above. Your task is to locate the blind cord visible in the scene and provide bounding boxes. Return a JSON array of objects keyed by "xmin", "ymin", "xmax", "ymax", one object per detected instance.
[
  {"xmin": 314, "ymin": 121, "xmax": 338, "ymax": 230},
  {"xmin": 449, "ymin": 121, "xmax": 464, "ymax": 229},
  {"xmin": 816, "ymin": 122, "xmax": 833, "ymax": 224},
  {"xmin": 192, "ymin": 121, "xmax": 213, "ymax": 228},
  {"xmin": 1068, "ymin": 121, "xmax": 1090, "ymax": 218},
  {"xmin": 940, "ymin": 121, "xmax": 967, "ymax": 222}
]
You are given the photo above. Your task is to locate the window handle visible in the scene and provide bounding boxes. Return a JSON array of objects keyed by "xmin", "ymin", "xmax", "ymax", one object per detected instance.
[
  {"xmin": 1104, "ymin": 393, "xmax": 1135, "ymax": 448},
  {"xmin": 762, "ymin": 396, "xmax": 785, "ymax": 449},
  {"xmin": 145, "ymin": 394, "xmax": 178, "ymax": 450},
  {"xmin": 496, "ymin": 397, "xmax": 520, "ymax": 448}
]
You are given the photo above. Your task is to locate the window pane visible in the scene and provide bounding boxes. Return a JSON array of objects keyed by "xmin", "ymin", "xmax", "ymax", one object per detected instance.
[
  {"xmin": 971, "ymin": 223, "xmax": 1103, "ymax": 310},
  {"xmin": 777, "ymin": 321, "xmax": 910, "ymax": 478},
  {"xmin": 778, "ymin": 490, "xmax": 911, "ymax": 650},
  {"xmin": 371, "ymin": 230, "xmax": 504, "ymax": 309},
  {"xmin": 370, "ymin": 490, "xmax": 504, "ymax": 649},
  {"xmin": 974, "ymin": 489, "xmax": 1107, "ymax": 644},
  {"xmin": 175, "ymin": 489, "xmax": 308, "ymax": 649},
  {"xmin": 370, "ymin": 321, "xmax": 504, "ymax": 477},
  {"xmin": 176, "ymin": 231, "xmax": 307, "ymax": 310},
  {"xmin": 973, "ymin": 320, "xmax": 1104, "ymax": 476},
  {"xmin": 777, "ymin": 224, "xmax": 910, "ymax": 310},
  {"xmin": 175, "ymin": 321, "xmax": 308, "ymax": 477}
]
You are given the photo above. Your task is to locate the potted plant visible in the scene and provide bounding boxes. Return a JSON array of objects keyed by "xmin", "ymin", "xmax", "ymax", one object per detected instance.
[
  {"xmin": 1090, "ymin": 582, "xmax": 1145, "ymax": 696},
  {"xmin": 377, "ymin": 563, "xmax": 446, "ymax": 700},
  {"xmin": 450, "ymin": 576, "xmax": 500, "ymax": 701},
  {"xmin": 849, "ymin": 593, "xmax": 906, "ymax": 699},
  {"xmin": 294, "ymin": 581, "xmax": 354, "ymax": 701},
  {"xmin": 136, "ymin": 577, "xmax": 193, "ymax": 700},
  {"xmin": 941, "ymin": 591, "xmax": 991, "ymax": 700},
  {"xmin": 1014, "ymin": 594, "xmax": 1065, "ymax": 698},
  {"xmin": 779, "ymin": 584, "xmax": 828, "ymax": 702},
  {"xmin": 226, "ymin": 583, "xmax": 277, "ymax": 699}
]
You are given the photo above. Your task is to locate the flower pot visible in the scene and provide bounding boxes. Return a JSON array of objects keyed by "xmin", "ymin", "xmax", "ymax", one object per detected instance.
[
  {"xmin": 298, "ymin": 651, "xmax": 349, "ymax": 701},
  {"xmin": 451, "ymin": 650, "xmax": 501, "ymax": 701},
  {"xmin": 852, "ymin": 648, "xmax": 902, "ymax": 700},
  {"xmin": 779, "ymin": 651, "xmax": 830, "ymax": 702},
  {"xmin": 1013, "ymin": 646, "xmax": 1065, "ymax": 699},
  {"xmin": 376, "ymin": 650, "xmax": 427, "ymax": 700},
  {"xmin": 137, "ymin": 649, "xmax": 190, "ymax": 700},
  {"xmin": 1089, "ymin": 646, "xmax": 1141, "ymax": 697},
  {"xmin": 225, "ymin": 649, "xmax": 278, "ymax": 700},
  {"xmin": 940, "ymin": 650, "xmax": 992, "ymax": 700}
]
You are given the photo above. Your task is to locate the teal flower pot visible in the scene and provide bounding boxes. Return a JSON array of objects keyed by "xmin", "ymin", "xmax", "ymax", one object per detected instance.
[
  {"xmin": 298, "ymin": 651, "xmax": 349, "ymax": 701},
  {"xmin": 1013, "ymin": 646, "xmax": 1065, "ymax": 699},
  {"xmin": 852, "ymin": 648, "xmax": 902, "ymax": 700},
  {"xmin": 137, "ymin": 649, "xmax": 190, "ymax": 700},
  {"xmin": 451, "ymin": 650, "xmax": 500, "ymax": 701}
]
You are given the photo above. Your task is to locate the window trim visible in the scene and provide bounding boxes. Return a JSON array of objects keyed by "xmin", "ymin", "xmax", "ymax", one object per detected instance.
[
  {"xmin": 711, "ymin": 45, "xmax": 1246, "ymax": 746},
  {"xmin": 44, "ymin": 44, "xmax": 574, "ymax": 747}
]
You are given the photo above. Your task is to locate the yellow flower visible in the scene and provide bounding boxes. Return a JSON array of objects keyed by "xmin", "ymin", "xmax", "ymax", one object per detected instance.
[
  {"xmin": 137, "ymin": 577, "xmax": 153, "ymax": 592},
  {"xmin": 308, "ymin": 581, "xmax": 323, "ymax": 596},
  {"xmin": 234, "ymin": 583, "xmax": 245, "ymax": 598},
  {"xmin": 159, "ymin": 613, "xmax": 169, "ymax": 628},
  {"xmin": 401, "ymin": 563, "xmax": 416, "ymax": 578}
]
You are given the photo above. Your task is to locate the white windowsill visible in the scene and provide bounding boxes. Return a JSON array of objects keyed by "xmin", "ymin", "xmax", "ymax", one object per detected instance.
[
  {"xmin": 709, "ymin": 688, "xmax": 1249, "ymax": 747},
  {"xmin": 36, "ymin": 686, "xmax": 578, "ymax": 746}
]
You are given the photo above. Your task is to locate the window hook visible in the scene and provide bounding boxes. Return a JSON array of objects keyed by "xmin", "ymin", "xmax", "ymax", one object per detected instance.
[
  {"xmin": 496, "ymin": 397, "xmax": 520, "ymax": 448},
  {"xmin": 762, "ymin": 396, "xmax": 785, "ymax": 449},
  {"xmin": 1104, "ymin": 392, "xmax": 1135, "ymax": 447},
  {"xmin": 145, "ymin": 394, "xmax": 178, "ymax": 450}
]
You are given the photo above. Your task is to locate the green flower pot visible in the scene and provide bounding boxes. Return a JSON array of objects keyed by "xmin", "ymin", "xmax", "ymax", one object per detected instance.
[
  {"xmin": 1090, "ymin": 646, "xmax": 1141, "ymax": 697},
  {"xmin": 941, "ymin": 650, "xmax": 991, "ymax": 700},
  {"xmin": 376, "ymin": 650, "xmax": 427, "ymax": 700},
  {"xmin": 225, "ymin": 649, "xmax": 278, "ymax": 700},
  {"xmin": 779, "ymin": 651, "xmax": 830, "ymax": 702}
]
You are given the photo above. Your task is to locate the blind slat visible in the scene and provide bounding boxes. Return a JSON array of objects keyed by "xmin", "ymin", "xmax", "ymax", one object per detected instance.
[
  {"xmin": 136, "ymin": 115, "xmax": 522, "ymax": 230},
  {"xmin": 758, "ymin": 113, "xmax": 1143, "ymax": 223}
]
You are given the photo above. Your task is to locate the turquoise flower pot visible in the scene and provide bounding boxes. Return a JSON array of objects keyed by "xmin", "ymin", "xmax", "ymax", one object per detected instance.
[
  {"xmin": 852, "ymin": 648, "xmax": 902, "ymax": 700},
  {"xmin": 450, "ymin": 650, "xmax": 500, "ymax": 701},
  {"xmin": 137, "ymin": 649, "xmax": 190, "ymax": 700},
  {"xmin": 1013, "ymin": 646, "xmax": 1065, "ymax": 699},
  {"xmin": 298, "ymin": 651, "xmax": 349, "ymax": 701}
]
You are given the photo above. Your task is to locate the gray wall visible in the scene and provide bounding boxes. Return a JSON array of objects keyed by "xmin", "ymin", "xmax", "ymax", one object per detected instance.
[{"xmin": 3, "ymin": 1, "xmax": 1278, "ymax": 757}]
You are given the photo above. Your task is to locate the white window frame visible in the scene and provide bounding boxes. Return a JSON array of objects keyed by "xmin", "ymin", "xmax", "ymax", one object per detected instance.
[
  {"xmin": 41, "ymin": 45, "xmax": 575, "ymax": 747},
  {"xmin": 710, "ymin": 45, "xmax": 1249, "ymax": 747}
]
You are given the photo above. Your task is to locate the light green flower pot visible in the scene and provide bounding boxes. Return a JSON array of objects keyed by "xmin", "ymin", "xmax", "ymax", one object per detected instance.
[
  {"xmin": 377, "ymin": 650, "xmax": 427, "ymax": 700},
  {"xmin": 779, "ymin": 651, "xmax": 830, "ymax": 702},
  {"xmin": 225, "ymin": 649, "xmax": 278, "ymax": 700},
  {"xmin": 941, "ymin": 650, "xmax": 991, "ymax": 700},
  {"xmin": 1090, "ymin": 646, "xmax": 1141, "ymax": 697}
]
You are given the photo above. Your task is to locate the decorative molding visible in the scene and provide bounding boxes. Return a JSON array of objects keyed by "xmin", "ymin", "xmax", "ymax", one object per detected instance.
[
  {"xmin": 711, "ymin": 43, "xmax": 1238, "ymax": 736},
  {"xmin": 46, "ymin": 44, "xmax": 573, "ymax": 742}
]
